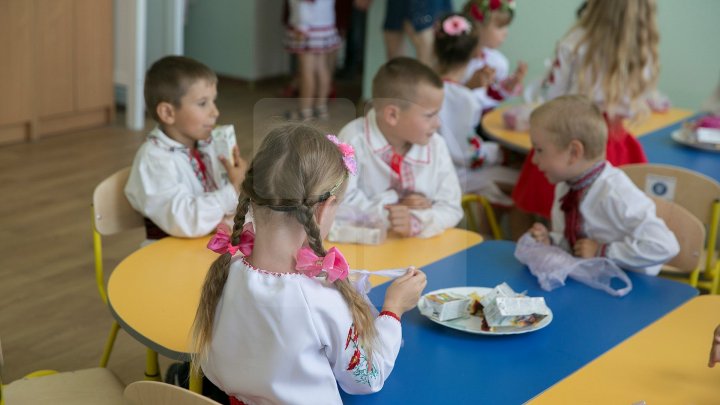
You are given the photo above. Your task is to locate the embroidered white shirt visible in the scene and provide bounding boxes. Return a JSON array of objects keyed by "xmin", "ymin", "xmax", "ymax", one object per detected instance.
[
  {"xmin": 124, "ymin": 127, "xmax": 238, "ymax": 238},
  {"xmin": 337, "ymin": 109, "xmax": 463, "ymax": 238},
  {"xmin": 463, "ymin": 47, "xmax": 511, "ymax": 111},
  {"xmin": 549, "ymin": 164, "xmax": 679, "ymax": 275},
  {"xmin": 201, "ymin": 257, "xmax": 403, "ymax": 405}
]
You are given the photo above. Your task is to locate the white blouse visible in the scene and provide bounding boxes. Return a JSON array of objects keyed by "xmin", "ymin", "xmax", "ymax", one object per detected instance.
[
  {"xmin": 550, "ymin": 164, "xmax": 680, "ymax": 275},
  {"xmin": 462, "ymin": 47, "xmax": 511, "ymax": 111},
  {"xmin": 202, "ymin": 257, "xmax": 403, "ymax": 405},
  {"xmin": 124, "ymin": 127, "xmax": 238, "ymax": 238},
  {"xmin": 337, "ymin": 109, "xmax": 463, "ymax": 238}
]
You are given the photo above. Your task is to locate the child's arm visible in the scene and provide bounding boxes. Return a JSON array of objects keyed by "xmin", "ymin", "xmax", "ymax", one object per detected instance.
[
  {"xmin": 287, "ymin": 0, "xmax": 313, "ymax": 35},
  {"xmin": 542, "ymin": 39, "xmax": 576, "ymax": 101},
  {"xmin": 709, "ymin": 325, "xmax": 720, "ymax": 367},
  {"xmin": 329, "ymin": 268, "xmax": 427, "ymax": 394},
  {"xmin": 125, "ymin": 157, "xmax": 239, "ymax": 238},
  {"xmin": 596, "ymin": 189, "xmax": 680, "ymax": 275},
  {"xmin": 407, "ymin": 140, "xmax": 464, "ymax": 238}
]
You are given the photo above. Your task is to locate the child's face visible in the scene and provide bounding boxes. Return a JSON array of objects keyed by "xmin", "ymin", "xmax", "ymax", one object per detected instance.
[
  {"xmin": 530, "ymin": 125, "xmax": 574, "ymax": 184},
  {"xmin": 393, "ymin": 83, "xmax": 443, "ymax": 147},
  {"xmin": 164, "ymin": 79, "xmax": 219, "ymax": 148},
  {"xmin": 478, "ymin": 15, "xmax": 509, "ymax": 49}
]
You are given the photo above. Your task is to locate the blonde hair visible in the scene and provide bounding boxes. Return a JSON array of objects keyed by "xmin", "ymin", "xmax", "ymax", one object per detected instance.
[
  {"xmin": 191, "ymin": 124, "xmax": 378, "ymax": 372},
  {"xmin": 144, "ymin": 56, "xmax": 218, "ymax": 122},
  {"xmin": 372, "ymin": 57, "xmax": 443, "ymax": 110},
  {"xmin": 572, "ymin": 0, "xmax": 659, "ymax": 118},
  {"xmin": 531, "ymin": 95, "xmax": 608, "ymax": 160}
]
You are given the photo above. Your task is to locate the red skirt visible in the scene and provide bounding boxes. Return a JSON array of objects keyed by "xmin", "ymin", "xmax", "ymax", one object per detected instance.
[{"xmin": 511, "ymin": 117, "xmax": 648, "ymax": 219}]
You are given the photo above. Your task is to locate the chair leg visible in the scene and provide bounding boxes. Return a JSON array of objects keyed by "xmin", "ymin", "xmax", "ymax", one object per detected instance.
[
  {"xmin": 711, "ymin": 262, "xmax": 720, "ymax": 295},
  {"xmin": 144, "ymin": 348, "xmax": 161, "ymax": 381},
  {"xmin": 100, "ymin": 321, "xmax": 121, "ymax": 367},
  {"xmin": 478, "ymin": 196, "xmax": 503, "ymax": 240},
  {"xmin": 189, "ymin": 361, "xmax": 203, "ymax": 394}
]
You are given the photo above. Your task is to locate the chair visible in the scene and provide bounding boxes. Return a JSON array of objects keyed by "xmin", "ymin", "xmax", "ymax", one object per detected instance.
[
  {"xmin": 620, "ymin": 163, "xmax": 720, "ymax": 293},
  {"xmin": 461, "ymin": 194, "xmax": 503, "ymax": 239},
  {"xmin": 124, "ymin": 381, "xmax": 221, "ymax": 405},
  {"xmin": 92, "ymin": 167, "xmax": 161, "ymax": 380},
  {"xmin": 1, "ymin": 338, "xmax": 125, "ymax": 405},
  {"xmin": 651, "ymin": 196, "xmax": 706, "ymax": 283}
]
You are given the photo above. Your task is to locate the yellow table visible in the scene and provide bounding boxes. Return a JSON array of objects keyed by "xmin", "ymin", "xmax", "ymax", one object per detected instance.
[
  {"xmin": 107, "ymin": 228, "xmax": 483, "ymax": 359},
  {"xmin": 529, "ymin": 295, "xmax": 720, "ymax": 404},
  {"xmin": 482, "ymin": 106, "xmax": 694, "ymax": 153}
]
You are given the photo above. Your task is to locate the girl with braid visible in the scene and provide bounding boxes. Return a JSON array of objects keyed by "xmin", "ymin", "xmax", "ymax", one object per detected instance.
[{"xmin": 192, "ymin": 124, "xmax": 427, "ymax": 405}]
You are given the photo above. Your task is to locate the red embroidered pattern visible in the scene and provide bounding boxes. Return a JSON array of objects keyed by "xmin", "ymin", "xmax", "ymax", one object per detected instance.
[{"xmin": 379, "ymin": 310, "xmax": 401, "ymax": 322}]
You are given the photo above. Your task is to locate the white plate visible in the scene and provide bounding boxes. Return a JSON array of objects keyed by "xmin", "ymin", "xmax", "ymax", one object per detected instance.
[
  {"xmin": 671, "ymin": 129, "xmax": 720, "ymax": 152},
  {"xmin": 417, "ymin": 287, "xmax": 553, "ymax": 335}
]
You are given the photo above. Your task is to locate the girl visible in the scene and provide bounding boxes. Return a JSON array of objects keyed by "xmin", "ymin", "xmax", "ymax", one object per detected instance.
[
  {"xmin": 192, "ymin": 125, "xmax": 426, "ymax": 404},
  {"xmin": 435, "ymin": 13, "xmax": 518, "ymax": 206},
  {"xmin": 285, "ymin": 0, "xmax": 341, "ymax": 120},
  {"xmin": 511, "ymin": 0, "xmax": 658, "ymax": 220},
  {"xmin": 462, "ymin": 0, "xmax": 527, "ymax": 114}
]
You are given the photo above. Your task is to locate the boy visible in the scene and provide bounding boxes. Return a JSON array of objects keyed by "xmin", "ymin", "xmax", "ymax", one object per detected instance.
[
  {"xmin": 125, "ymin": 56, "xmax": 247, "ymax": 238},
  {"xmin": 338, "ymin": 57, "xmax": 463, "ymax": 238},
  {"xmin": 528, "ymin": 95, "xmax": 679, "ymax": 275}
]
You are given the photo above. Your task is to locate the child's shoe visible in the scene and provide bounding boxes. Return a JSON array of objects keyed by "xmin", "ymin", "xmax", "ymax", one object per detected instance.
[
  {"xmin": 285, "ymin": 108, "xmax": 314, "ymax": 122},
  {"xmin": 314, "ymin": 105, "xmax": 330, "ymax": 120}
]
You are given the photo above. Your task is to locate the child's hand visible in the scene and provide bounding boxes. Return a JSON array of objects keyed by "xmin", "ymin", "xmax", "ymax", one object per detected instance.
[
  {"xmin": 709, "ymin": 325, "xmax": 720, "ymax": 367},
  {"xmin": 220, "ymin": 146, "xmax": 248, "ymax": 192},
  {"xmin": 466, "ymin": 66, "xmax": 496, "ymax": 90},
  {"xmin": 501, "ymin": 61, "xmax": 528, "ymax": 93},
  {"xmin": 398, "ymin": 193, "xmax": 432, "ymax": 210},
  {"xmin": 382, "ymin": 267, "xmax": 427, "ymax": 317},
  {"xmin": 385, "ymin": 204, "xmax": 412, "ymax": 237},
  {"xmin": 529, "ymin": 222, "xmax": 550, "ymax": 245},
  {"xmin": 573, "ymin": 238, "xmax": 600, "ymax": 258}
]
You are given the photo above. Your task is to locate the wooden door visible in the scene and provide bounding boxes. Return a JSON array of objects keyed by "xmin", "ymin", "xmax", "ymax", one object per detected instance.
[
  {"xmin": 75, "ymin": 0, "xmax": 113, "ymax": 112},
  {"xmin": 0, "ymin": 0, "xmax": 33, "ymax": 140},
  {"xmin": 36, "ymin": 0, "xmax": 75, "ymax": 118}
]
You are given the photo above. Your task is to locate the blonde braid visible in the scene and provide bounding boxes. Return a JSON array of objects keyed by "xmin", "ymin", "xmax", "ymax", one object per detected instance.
[
  {"xmin": 295, "ymin": 204, "xmax": 378, "ymax": 359},
  {"xmin": 191, "ymin": 196, "xmax": 250, "ymax": 374}
]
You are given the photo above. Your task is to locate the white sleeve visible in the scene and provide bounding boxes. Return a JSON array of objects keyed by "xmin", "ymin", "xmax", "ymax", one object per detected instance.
[
  {"xmin": 601, "ymin": 191, "xmax": 680, "ymax": 275},
  {"xmin": 287, "ymin": 0, "xmax": 313, "ymax": 32},
  {"xmin": 125, "ymin": 155, "xmax": 238, "ymax": 238},
  {"xmin": 542, "ymin": 40, "xmax": 576, "ymax": 101},
  {"xmin": 329, "ymin": 314, "xmax": 402, "ymax": 394},
  {"xmin": 342, "ymin": 165, "xmax": 400, "ymax": 224},
  {"xmin": 409, "ymin": 139, "xmax": 464, "ymax": 238}
]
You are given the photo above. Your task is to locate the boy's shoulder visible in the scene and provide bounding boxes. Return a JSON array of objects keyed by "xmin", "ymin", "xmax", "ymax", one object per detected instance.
[{"xmin": 587, "ymin": 164, "xmax": 647, "ymax": 204}]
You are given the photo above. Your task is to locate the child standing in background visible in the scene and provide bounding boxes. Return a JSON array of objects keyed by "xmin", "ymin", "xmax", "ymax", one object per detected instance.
[
  {"xmin": 338, "ymin": 57, "xmax": 463, "ymax": 238},
  {"xmin": 527, "ymin": 96, "xmax": 678, "ymax": 276},
  {"xmin": 285, "ymin": 0, "xmax": 341, "ymax": 120},
  {"xmin": 434, "ymin": 13, "xmax": 518, "ymax": 206},
  {"xmin": 462, "ymin": 0, "xmax": 527, "ymax": 114},
  {"xmin": 512, "ymin": 0, "xmax": 659, "ymax": 221},
  {"xmin": 125, "ymin": 56, "xmax": 247, "ymax": 239},
  {"xmin": 193, "ymin": 125, "xmax": 426, "ymax": 404}
]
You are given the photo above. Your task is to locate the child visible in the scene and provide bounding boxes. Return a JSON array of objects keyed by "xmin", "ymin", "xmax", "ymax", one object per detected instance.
[
  {"xmin": 512, "ymin": 0, "xmax": 658, "ymax": 220},
  {"xmin": 285, "ymin": 0, "xmax": 341, "ymax": 120},
  {"xmin": 709, "ymin": 324, "xmax": 720, "ymax": 367},
  {"xmin": 125, "ymin": 56, "xmax": 247, "ymax": 238},
  {"xmin": 192, "ymin": 125, "xmax": 427, "ymax": 404},
  {"xmin": 462, "ymin": 0, "xmax": 527, "ymax": 114},
  {"xmin": 434, "ymin": 13, "xmax": 518, "ymax": 206},
  {"xmin": 527, "ymin": 96, "xmax": 678, "ymax": 276},
  {"xmin": 338, "ymin": 57, "xmax": 463, "ymax": 238}
]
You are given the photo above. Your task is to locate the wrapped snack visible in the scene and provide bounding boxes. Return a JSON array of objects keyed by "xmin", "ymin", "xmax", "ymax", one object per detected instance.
[
  {"xmin": 424, "ymin": 292, "xmax": 471, "ymax": 322},
  {"xmin": 502, "ymin": 104, "xmax": 534, "ymax": 131},
  {"xmin": 646, "ymin": 90, "xmax": 671, "ymax": 113},
  {"xmin": 482, "ymin": 296, "xmax": 550, "ymax": 328},
  {"xmin": 328, "ymin": 205, "xmax": 387, "ymax": 245},
  {"xmin": 212, "ymin": 125, "xmax": 237, "ymax": 166},
  {"xmin": 479, "ymin": 282, "xmax": 516, "ymax": 308}
]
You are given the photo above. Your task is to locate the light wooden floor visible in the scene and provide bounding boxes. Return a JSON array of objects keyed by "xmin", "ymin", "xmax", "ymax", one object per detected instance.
[{"xmin": 0, "ymin": 77, "xmax": 361, "ymax": 385}]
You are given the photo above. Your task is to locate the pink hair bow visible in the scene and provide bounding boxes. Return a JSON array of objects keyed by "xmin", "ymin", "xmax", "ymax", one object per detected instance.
[
  {"xmin": 207, "ymin": 223, "xmax": 254, "ymax": 256},
  {"xmin": 295, "ymin": 246, "xmax": 349, "ymax": 282}
]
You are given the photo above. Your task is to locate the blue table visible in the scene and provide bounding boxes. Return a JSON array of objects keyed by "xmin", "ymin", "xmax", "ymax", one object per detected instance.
[
  {"xmin": 342, "ymin": 241, "xmax": 697, "ymax": 404},
  {"xmin": 640, "ymin": 114, "xmax": 720, "ymax": 182}
]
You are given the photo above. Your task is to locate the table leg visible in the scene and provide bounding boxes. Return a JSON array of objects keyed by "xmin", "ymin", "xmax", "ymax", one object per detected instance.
[{"xmin": 144, "ymin": 348, "xmax": 161, "ymax": 381}]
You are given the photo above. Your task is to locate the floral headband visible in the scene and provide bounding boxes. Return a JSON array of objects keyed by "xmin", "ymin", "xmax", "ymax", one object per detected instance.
[
  {"xmin": 439, "ymin": 15, "xmax": 472, "ymax": 36},
  {"xmin": 469, "ymin": 0, "xmax": 516, "ymax": 24},
  {"xmin": 326, "ymin": 134, "xmax": 356, "ymax": 176}
]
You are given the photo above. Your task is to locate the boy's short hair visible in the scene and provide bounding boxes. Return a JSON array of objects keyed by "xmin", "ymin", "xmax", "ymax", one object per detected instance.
[
  {"xmin": 144, "ymin": 56, "xmax": 218, "ymax": 122},
  {"xmin": 530, "ymin": 95, "xmax": 608, "ymax": 159},
  {"xmin": 372, "ymin": 57, "xmax": 443, "ymax": 109}
]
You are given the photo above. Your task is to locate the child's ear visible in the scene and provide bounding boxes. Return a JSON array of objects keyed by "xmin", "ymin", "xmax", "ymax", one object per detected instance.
[
  {"xmin": 382, "ymin": 104, "xmax": 401, "ymax": 126},
  {"xmin": 156, "ymin": 102, "xmax": 176, "ymax": 125},
  {"xmin": 315, "ymin": 196, "xmax": 338, "ymax": 227},
  {"xmin": 568, "ymin": 139, "xmax": 585, "ymax": 163}
]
